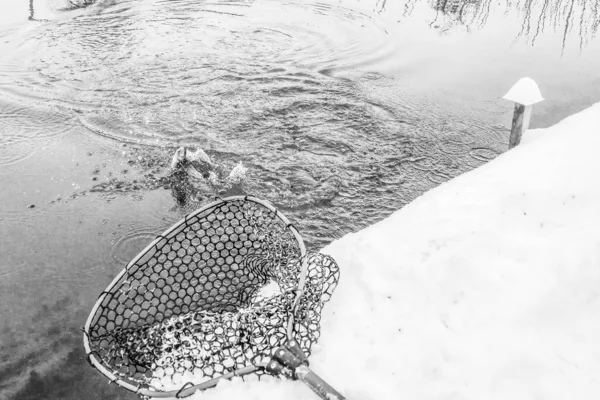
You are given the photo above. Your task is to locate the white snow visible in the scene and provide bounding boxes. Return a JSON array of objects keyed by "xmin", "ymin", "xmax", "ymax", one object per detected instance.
[
  {"xmin": 502, "ymin": 77, "xmax": 545, "ymax": 106},
  {"xmin": 160, "ymin": 102, "xmax": 600, "ymax": 399}
]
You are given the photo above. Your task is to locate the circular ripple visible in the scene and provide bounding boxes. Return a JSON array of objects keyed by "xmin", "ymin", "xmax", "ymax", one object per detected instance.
[
  {"xmin": 0, "ymin": 101, "xmax": 75, "ymax": 167},
  {"xmin": 110, "ymin": 222, "xmax": 173, "ymax": 266}
]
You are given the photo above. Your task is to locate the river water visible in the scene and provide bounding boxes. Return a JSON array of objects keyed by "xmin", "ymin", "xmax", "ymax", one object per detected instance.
[{"xmin": 1, "ymin": 0, "xmax": 599, "ymax": 399}]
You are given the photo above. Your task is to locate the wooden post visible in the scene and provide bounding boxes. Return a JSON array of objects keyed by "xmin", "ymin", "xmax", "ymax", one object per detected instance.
[
  {"xmin": 508, "ymin": 103, "xmax": 533, "ymax": 149},
  {"xmin": 503, "ymin": 77, "xmax": 544, "ymax": 149}
]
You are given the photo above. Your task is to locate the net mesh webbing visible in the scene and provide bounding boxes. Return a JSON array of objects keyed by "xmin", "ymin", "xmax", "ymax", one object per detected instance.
[{"xmin": 83, "ymin": 196, "xmax": 340, "ymax": 397}]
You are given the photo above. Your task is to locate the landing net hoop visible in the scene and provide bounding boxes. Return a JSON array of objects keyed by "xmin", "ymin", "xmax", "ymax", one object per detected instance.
[{"xmin": 82, "ymin": 195, "xmax": 340, "ymax": 399}]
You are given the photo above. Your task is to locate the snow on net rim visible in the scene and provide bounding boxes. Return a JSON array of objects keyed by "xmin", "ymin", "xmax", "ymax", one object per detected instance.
[{"xmin": 82, "ymin": 195, "xmax": 308, "ymax": 398}]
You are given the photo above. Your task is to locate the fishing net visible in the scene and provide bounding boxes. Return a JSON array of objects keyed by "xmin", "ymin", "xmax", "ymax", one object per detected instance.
[{"xmin": 83, "ymin": 196, "xmax": 340, "ymax": 398}]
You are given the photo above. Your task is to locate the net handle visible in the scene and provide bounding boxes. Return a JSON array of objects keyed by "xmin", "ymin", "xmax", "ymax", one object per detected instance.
[
  {"xmin": 82, "ymin": 195, "xmax": 308, "ymax": 398},
  {"xmin": 267, "ymin": 343, "xmax": 347, "ymax": 400}
]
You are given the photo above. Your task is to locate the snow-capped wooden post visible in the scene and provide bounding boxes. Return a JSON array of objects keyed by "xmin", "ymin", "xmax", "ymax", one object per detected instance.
[{"xmin": 503, "ymin": 77, "xmax": 544, "ymax": 149}]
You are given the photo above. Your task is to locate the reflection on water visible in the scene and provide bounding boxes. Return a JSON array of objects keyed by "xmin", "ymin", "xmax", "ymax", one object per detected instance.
[
  {"xmin": 394, "ymin": 0, "xmax": 600, "ymax": 52},
  {"xmin": 66, "ymin": 0, "xmax": 97, "ymax": 9}
]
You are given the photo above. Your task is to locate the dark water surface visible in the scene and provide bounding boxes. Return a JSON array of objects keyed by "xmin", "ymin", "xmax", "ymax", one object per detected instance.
[{"xmin": 1, "ymin": 0, "xmax": 599, "ymax": 398}]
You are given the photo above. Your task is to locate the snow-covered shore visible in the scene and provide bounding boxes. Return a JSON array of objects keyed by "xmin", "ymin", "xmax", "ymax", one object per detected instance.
[{"xmin": 181, "ymin": 101, "xmax": 600, "ymax": 399}]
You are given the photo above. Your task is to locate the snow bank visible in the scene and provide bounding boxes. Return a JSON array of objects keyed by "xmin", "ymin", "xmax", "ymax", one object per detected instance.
[{"xmin": 179, "ymin": 102, "xmax": 600, "ymax": 400}]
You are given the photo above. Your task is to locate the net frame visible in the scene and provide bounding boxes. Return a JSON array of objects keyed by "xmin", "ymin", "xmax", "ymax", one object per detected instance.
[{"xmin": 82, "ymin": 195, "xmax": 309, "ymax": 398}]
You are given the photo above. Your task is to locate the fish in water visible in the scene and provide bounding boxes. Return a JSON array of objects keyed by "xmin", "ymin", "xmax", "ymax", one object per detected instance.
[
  {"xmin": 169, "ymin": 147, "xmax": 208, "ymax": 205},
  {"xmin": 171, "ymin": 147, "xmax": 214, "ymax": 180},
  {"xmin": 170, "ymin": 147, "xmax": 248, "ymax": 205}
]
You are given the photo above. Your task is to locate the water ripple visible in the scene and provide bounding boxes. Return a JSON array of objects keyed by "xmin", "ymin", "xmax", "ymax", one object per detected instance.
[
  {"xmin": 0, "ymin": 0, "xmax": 509, "ymax": 248},
  {"xmin": 110, "ymin": 222, "xmax": 171, "ymax": 265},
  {"xmin": 0, "ymin": 101, "xmax": 76, "ymax": 167}
]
